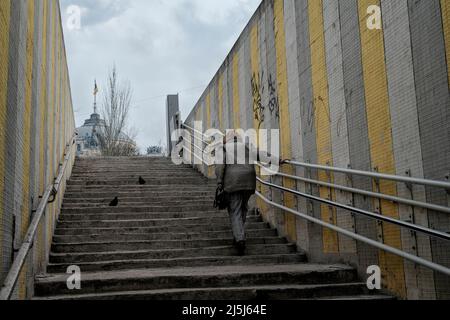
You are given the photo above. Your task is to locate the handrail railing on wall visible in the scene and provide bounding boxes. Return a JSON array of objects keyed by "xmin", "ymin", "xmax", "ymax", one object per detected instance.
[
  {"xmin": 286, "ymin": 160, "xmax": 450, "ymax": 191},
  {"xmin": 0, "ymin": 135, "xmax": 76, "ymax": 300},
  {"xmin": 255, "ymin": 164, "xmax": 450, "ymax": 215},
  {"xmin": 255, "ymin": 176, "xmax": 450, "ymax": 241},
  {"xmin": 179, "ymin": 123, "xmax": 450, "ymax": 277},
  {"xmin": 255, "ymin": 190, "xmax": 450, "ymax": 276}
]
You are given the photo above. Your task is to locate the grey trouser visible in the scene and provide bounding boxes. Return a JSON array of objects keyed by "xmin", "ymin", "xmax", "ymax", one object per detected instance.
[{"xmin": 227, "ymin": 191, "xmax": 253, "ymax": 242}]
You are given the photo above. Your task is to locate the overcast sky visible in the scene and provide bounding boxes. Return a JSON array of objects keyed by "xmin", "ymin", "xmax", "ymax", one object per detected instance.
[{"xmin": 60, "ymin": 0, "xmax": 262, "ymax": 153}]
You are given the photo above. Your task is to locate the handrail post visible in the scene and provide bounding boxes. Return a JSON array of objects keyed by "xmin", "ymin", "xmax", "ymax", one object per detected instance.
[
  {"xmin": 306, "ymin": 160, "xmax": 314, "ymax": 217},
  {"xmin": 404, "ymin": 169, "xmax": 419, "ymax": 258},
  {"xmin": 372, "ymin": 167, "xmax": 385, "ymax": 244},
  {"xmin": 346, "ymin": 164, "xmax": 357, "ymax": 234}
]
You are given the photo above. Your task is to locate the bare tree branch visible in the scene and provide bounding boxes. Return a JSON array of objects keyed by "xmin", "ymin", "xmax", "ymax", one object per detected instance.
[{"xmin": 97, "ymin": 65, "xmax": 137, "ymax": 156}]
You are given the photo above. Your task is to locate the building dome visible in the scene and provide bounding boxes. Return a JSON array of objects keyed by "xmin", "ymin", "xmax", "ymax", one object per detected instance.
[
  {"xmin": 75, "ymin": 81, "xmax": 136, "ymax": 157},
  {"xmin": 75, "ymin": 112, "xmax": 105, "ymax": 157}
]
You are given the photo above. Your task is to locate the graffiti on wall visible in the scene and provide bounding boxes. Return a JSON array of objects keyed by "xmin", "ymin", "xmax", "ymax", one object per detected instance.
[
  {"xmin": 251, "ymin": 71, "xmax": 280, "ymax": 129},
  {"xmin": 251, "ymin": 71, "xmax": 265, "ymax": 129},
  {"xmin": 267, "ymin": 74, "xmax": 280, "ymax": 120}
]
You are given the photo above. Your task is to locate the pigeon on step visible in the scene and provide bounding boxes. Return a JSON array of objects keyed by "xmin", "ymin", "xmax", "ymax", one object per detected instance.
[
  {"xmin": 109, "ymin": 197, "xmax": 119, "ymax": 207},
  {"xmin": 138, "ymin": 176, "xmax": 146, "ymax": 185}
]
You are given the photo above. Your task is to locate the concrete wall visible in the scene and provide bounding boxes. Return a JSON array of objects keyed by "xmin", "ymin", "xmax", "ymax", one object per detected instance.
[
  {"xmin": 0, "ymin": 0, "xmax": 75, "ymax": 299},
  {"xmin": 184, "ymin": 0, "xmax": 450, "ymax": 299},
  {"xmin": 166, "ymin": 94, "xmax": 180, "ymax": 155}
]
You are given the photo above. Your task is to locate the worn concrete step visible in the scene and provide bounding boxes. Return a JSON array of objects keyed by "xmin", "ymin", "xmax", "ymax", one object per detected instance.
[
  {"xmin": 67, "ymin": 188, "xmax": 217, "ymax": 192},
  {"xmin": 74, "ymin": 163, "xmax": 192, "ymax": 165},
  {"xmin": 72, "ymin": 162, "xmax": 189, "ymax": 167},
  {"xmin": 70, "ymin": 174, "xmax": 203, "ymax": 179},
  {"xmin": 57, "ymin": 216, "xmax": 262, "ymax": 229},
  {"xmin": 61, "ymin": 204, "xmax": 218, "ymax": 214},
  {"xmin": 64, "ymin": 191, "xmax": 214, "ymax": 199},
  {"xmin": 35, "ymin": 264, "xmax": 357, "ymax": 297},
  {"xmin": 34, "ymin": 282, "xmax": 374, "ymax": 300},
  {"xmin": 65, "ymin": 186, "xmax": 216, "ymax": 193},
  {"xmin": 52, "ymin": 237, "xmax": 287, "ymax": 253},
  {"xmin": 62, "ymin": 200, "xmax": 214, "ymax": 209},
  {"xmin": 73, "ymin": 163, "xmax": 194, "ymax": 167},
  {"xmin": 73, "ymin": 165, "xmax": 183, "ymax": 168},
  {"xmin": 71, "ymin": 168, "xmax": 197, "ymax": 176},
  {"xmin": 68, "ymin": 176, "xmax": 207, "ymax": 182},
  {"xmin": 49, "ymin": 244, "xmax": 297, "ymax": 264},
  {"xmin": 71, "ymin": 167, "xmax": 200, "ymax": 172},
  {"xmin": 52, "ymin": 229, "xmax": 279, "ymax": 244},
  {"xmin": 63, "ymin": 195, "xmax": 214, "ymax": 203},
  {"xmin": 73, "ymin": 161, "xmax": 185, "ymax": 166},
  {"xmin": 46, "ymin": 254, "xmax": 306, "ymax": 274},
  {"xmin": 58, "ymin": 211, "xmax": 228, "ymax": 221},
  {"xmin": 67, "ymin": 179, "xmax": 213, "ymax": 186},
  {"xmin": 54, "ymin": 222, "xmax": 271, "ymax": 236}
]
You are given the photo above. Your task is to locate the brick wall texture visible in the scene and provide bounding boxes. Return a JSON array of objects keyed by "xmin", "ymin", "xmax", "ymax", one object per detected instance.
[
  {"xmin": 184, "ymin": 0, "xmax": 450, "ymax": 299},
  {"xmin": 0, "ymin": 0, "xmax": 75, "ymax": 299}
]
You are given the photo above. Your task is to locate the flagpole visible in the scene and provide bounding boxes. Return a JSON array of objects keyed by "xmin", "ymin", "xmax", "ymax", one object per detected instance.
[{"xmin": 94, "ymin": 80, "xmax": 98, "ymax": 114}]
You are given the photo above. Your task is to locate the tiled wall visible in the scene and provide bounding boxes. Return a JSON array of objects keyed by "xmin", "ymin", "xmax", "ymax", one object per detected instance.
[
  {"xmin": 0, "ymin": 0, "xmax": 75, "ymax": 299},
  {"xmin": 184, "ymin": 0, "xmax": 450, "ymax": 299}
]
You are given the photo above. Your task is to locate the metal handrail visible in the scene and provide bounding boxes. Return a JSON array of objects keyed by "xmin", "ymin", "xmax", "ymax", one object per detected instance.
[
  {"xmin": 183, "ymin": 127, "xmax": 450, "ymax": 213},
  {"xmin": 182, "ymin": 123, "xmax": 225, "ymax": 141},
  {"xmin": 182, "ymin": 146, "xmax": 204, "ymax": 164},
  {"xmin": 181, "ymin": 123, "xmax": 211, "ymax": 144},
  {"xmin": 182, "ymin": 134, "xmax": 450, "ymax": 277},
  {"xmin": 286, "ymin": 160, "xmax": 450, "ymax": 191},
  {"xmin": 181, "ymin": 125, "xmax": 449, "ymax": 191},
  {"xmin": 256, "ymin": 163, "xmax": 450, "ymax": 215},
  {"xmin": 255, "ymin": 191, "xmax": 450, "ymax": 277},
  {"xmin": 0, "ymin": 136, "xmax": 75, "ymax": 300},
  {"xmin": 256, "ymin": 177, "xmax": 450, "ymax": 241}
]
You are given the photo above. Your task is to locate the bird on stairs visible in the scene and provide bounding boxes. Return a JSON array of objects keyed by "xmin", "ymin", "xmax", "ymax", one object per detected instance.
[
  {"xmin": 109, "ymin": 197, "xmax": 119, "ymax": 207},
  {"xmin": 138, "ymin": 176, "xmax": 146, "ymax": 185}
]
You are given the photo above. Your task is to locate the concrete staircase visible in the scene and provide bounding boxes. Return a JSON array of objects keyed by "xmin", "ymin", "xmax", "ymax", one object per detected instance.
[{"xmin": 34, "ymin": 157, "xmax": 393, "ymax": 300}]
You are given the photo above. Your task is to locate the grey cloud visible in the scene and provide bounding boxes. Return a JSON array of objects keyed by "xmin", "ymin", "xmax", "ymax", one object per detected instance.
[
  {"xmin": 61, "ymin": 0, "xmax": 261, "ymax": 152},
  {"xmin": 61, "ymin": 0, "xmax": 131, "ymax": 27}
]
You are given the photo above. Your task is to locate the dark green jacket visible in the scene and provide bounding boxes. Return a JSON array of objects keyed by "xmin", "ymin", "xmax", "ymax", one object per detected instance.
[{"xmin": 215, "ymin": 141, "xmax": 274, "ymax": 193}]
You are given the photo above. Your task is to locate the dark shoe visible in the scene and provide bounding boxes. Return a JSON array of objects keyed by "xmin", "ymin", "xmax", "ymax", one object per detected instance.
[{"xmin": 236, "ymin": 241, "xmax": 246, "ymax": 256}]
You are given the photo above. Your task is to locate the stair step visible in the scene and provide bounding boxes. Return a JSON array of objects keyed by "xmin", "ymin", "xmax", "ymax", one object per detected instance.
[
  {"xmin": 61, "ymin": 204, "xmax": 220, "ymax": 214},
  {"xmin": 67, "ymin": 179, "xmax": 214, "ymax": 186},
  {"xmin": 62, "ymin": 200, "xmax": 214, "ymax": 208},
  {"xmin": 52, "ymin": 229, "xmax": 279, "ymax": 243},
  {"xmin": 46, "ymin": 254, "xmax": 306, "ymax": 273},
  {"xmin": 49, "ymin": 244, "xmax": 298, "ymax": 264},
  {"xmin": 34, "ymin": 282, "xmax": 371, "ymax": 300},
  {"xmin": 54, "ymin": 222, "xmax": 271, "ymax": 235},
  {"xmin": 35, "ymin": 264, "xmax": 357, "ymax": 297},
  {"xmin": 52, "ymin": 237, "xmax": 286, "ymax": 253},
  {"xmin": 57, "ymin": 216, "xmax": 262, "ymax": 228},
  {"xmin": 58, "ymin": 211, "xmax": 229, "ymax": 221},
  {"xmin": 64, "ymin": 191, "xmax": 214, "ymax": 199},
  {"xmin": 63, "ymin": 195, "xmax": 215, "ymax": 204}
]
